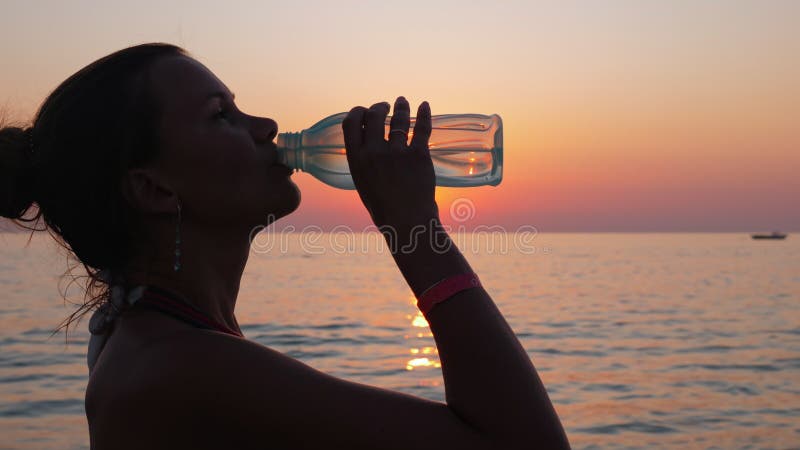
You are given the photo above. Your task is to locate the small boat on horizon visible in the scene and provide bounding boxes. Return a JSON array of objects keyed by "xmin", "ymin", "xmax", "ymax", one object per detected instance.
[{"xmin": 751, "ymin": 231, "xmax": 787, "ymax": 240}]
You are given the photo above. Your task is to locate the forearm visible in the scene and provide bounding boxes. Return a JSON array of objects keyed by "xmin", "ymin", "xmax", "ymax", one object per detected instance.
[{"xmin": 388, "ymin": 222, "xmax": 569, "ymax": 448}]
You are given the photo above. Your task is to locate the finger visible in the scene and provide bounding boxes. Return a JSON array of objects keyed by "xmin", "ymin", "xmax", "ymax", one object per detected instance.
[
  {"xmin": 388, "ymin": 96, "xmax": 410, "ymax": 150},
  {"xmin": 364, "ymin": 101, "xmax": 390, "ymax": 145},
  {"xmin": 342, "ymin": 106, "xmax": 367, "ymax": 173},
  {"xmin": 343, "ymin": 106, "xmax": 367, "ymax": 162},
  {"xmin": 410, "ymin": 101, "xmax": 432, "ymax": 156}
]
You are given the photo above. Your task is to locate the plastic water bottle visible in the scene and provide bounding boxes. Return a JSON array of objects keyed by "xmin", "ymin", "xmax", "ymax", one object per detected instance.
[{"xmin": 277, "ymin": 112, "xmax": 503, "ymax": 190}]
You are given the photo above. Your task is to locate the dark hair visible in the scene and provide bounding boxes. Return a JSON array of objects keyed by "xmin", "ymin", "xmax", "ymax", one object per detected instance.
[{"xmin": 0, "ymin": 42, "xmax": 188, "ymax": 331}]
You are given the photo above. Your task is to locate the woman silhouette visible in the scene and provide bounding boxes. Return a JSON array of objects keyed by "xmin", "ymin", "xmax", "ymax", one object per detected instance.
[{"xmin": 0, "ymin": 43, "xmax": 569, "ymax": 449}]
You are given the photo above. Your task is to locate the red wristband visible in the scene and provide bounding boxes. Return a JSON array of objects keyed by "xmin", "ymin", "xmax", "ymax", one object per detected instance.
[{"xmin": 416, "ymin": 273, "xmax": 481, "ymax": 315}]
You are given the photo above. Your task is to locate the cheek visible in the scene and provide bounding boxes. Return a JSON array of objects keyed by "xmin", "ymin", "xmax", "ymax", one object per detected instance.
[
  {"xmin": 204, "ymin": 149, "xmax": 298, "ymax": 222},
  {"xmin": 172, "ymin": 134, "xmax": 295, "ymax": 224},
  {"xmin": 215, "ymin": 153, "xmax": 265, "ymax": 206},
  {"xmin": 181, "ymin": 142, "xmax": 263, "ymax": 214}
]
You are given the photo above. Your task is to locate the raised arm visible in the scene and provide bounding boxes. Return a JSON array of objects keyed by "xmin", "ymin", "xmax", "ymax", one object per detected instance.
[{"xmin": 342, "ymin": 98, "xmax": 570, "ymax": 448}]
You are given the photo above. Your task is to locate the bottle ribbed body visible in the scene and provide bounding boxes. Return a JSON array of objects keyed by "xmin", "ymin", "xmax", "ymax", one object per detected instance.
[{"xmin": 277, "ymin": 112, "xmax": 503, "ymax": 190}]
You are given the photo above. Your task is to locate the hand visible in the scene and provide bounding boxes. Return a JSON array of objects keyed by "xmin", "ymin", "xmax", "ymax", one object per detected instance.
[{"xmin": 342, "ymin": 97, "xmax": 439, "ymax": 235}]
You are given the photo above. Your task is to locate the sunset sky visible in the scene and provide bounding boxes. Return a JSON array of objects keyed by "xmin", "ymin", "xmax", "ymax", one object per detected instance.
[{"xmin": 1, "ymin": 0, "xmax": 798, "ymax": 232}]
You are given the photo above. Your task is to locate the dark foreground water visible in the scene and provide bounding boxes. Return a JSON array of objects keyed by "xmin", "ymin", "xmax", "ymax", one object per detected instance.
[{"xmin": 1, "ymin": 232, "xmax": 798, "ymax": 449}]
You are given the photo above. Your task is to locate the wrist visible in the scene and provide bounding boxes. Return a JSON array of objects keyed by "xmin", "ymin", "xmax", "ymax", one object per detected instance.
[
  {"xmin": 386, "ymin": 221, "xmax": 474, "ymax": 298},
  {"xmin": 378, "ymin": 216, "xmax": 448, "ymax": 256}
]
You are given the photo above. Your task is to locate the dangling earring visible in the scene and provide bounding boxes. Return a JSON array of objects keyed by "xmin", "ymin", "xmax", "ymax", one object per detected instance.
[{"xmin": 174, "ymin": 199, "xmax": 182, "ymax": 272}]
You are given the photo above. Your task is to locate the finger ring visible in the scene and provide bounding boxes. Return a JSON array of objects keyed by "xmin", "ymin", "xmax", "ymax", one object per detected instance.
[{"xmin": 389, "ymin": 129, "xmax": 408, "ymax": 135}]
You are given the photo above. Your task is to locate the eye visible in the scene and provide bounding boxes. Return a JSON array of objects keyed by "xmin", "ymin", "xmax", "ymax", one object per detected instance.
[{"xmin": 214, "ymin": 106, "xmax": 230, "ymax": 121}]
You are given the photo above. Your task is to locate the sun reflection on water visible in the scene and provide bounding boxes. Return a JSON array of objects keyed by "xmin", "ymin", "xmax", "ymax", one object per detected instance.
[
  {"xmin": 405, "ymin": 298, "xmax": 440, "ymax": 371},
  {"xmin": 406, "ymin": 357, "xmax": 441, "ymax": 371},
  {"xmin": 411, "ymin": 313, "xmax": 428, "ymax": 328}
]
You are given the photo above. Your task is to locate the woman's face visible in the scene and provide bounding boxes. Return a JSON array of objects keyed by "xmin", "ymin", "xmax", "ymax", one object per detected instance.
[{"xmin": 147, "ymin": 55, "xmax": 300, "ymax": 231}]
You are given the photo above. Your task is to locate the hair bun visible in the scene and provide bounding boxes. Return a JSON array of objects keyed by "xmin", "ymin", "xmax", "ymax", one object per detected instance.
[{"xmin": 0, "ymin": 125, "xmax": 37, "ymax": 219}]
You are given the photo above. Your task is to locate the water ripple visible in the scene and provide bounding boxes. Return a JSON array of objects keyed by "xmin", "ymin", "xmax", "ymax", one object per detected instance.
[{"xmin": 577, "ymin": 421, "xmax": 678, "ymax": 435}]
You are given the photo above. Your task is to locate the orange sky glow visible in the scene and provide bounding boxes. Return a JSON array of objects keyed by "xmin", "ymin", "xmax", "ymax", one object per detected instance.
[{"xmin": 2, "ymin": 0, "xmax": 798, "ymax": 231}]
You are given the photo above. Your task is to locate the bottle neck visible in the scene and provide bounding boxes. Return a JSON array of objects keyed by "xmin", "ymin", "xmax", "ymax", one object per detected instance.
[{"xmin": 276, "ymin": 132, "xmax": 303, "ymax": 171}]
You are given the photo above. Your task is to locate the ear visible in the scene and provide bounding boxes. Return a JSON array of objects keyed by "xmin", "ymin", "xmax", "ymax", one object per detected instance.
[{"xmin": 121, "ymin": 168, "xmax": 177, "ymax": 215}]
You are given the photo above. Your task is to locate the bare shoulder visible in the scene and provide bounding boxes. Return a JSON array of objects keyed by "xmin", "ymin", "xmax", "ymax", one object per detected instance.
[{"xmin": 140, "ymin": 330, "xmax": 498, "ymax": 450}]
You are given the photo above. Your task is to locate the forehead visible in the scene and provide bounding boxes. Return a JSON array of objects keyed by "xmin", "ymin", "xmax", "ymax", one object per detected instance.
[{"xmin": 149, "ymin": 55, "xmax": 229, "ymax": 113}]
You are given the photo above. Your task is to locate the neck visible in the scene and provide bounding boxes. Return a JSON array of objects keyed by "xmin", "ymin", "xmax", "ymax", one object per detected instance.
[{"xmin": 124, "ymin": 222, "xmax": 251, "ymax": 335}]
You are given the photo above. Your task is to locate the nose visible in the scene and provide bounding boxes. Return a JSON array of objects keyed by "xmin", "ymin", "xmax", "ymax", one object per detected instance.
[{"xmin": 250, "ymin": 116, "xmax": 278, "ymax": 144}]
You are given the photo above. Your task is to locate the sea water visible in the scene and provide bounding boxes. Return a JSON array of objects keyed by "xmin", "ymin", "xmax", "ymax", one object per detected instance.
[{"xmin": 0, "ymin": 232, "xmax": 798, "ymax": 449}]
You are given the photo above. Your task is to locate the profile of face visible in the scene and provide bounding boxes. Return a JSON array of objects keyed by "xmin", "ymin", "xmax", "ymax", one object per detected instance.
[{"xmin": 137, "ymin": 55, "xmax": 300, "ymax": 233}]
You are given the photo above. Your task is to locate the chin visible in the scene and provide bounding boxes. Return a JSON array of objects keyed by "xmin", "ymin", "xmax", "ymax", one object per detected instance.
[{"xmin": 261, "ymin": 182, "xmax": 301, "ymax": 226}]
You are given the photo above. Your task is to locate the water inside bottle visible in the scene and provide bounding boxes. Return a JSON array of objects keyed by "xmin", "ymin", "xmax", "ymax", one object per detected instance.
[{"xmin": 300, "ymin": 145, "xmax": 499, "ymax": 189}]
